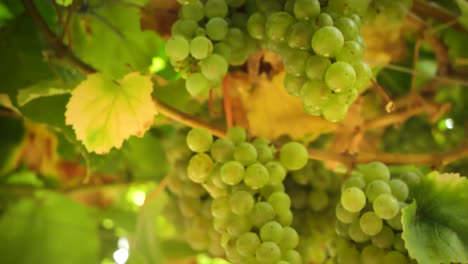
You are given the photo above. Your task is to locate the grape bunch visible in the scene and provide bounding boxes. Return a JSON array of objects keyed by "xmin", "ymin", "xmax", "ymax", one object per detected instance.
[
  {"xmin": 363, "ymin": 0, "xmax": 413, "ymax": 25},
  {"xmin": 184, "ymin": 126, "xmax": 310, "ymax": 263},
  {"xmin": 166, "ymin": 0, "xmax": 259, "ymax": 97},
  {"xmin": 285, "ymin": 161, "xmax": 342, "ymax": 263},
  {"xmin": 332, "ymin": 161, "xmax": 422, "ymax": 264}
]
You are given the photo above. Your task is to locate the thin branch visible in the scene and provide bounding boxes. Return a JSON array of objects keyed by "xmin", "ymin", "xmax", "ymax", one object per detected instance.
[{"xmin": 411, "ymin": 0, "xmax": 468, "ymax": 34}]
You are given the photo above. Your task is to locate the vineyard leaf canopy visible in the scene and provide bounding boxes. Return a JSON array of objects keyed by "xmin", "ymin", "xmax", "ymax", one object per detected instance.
[
  {"xmin": 65, "ymin": 72, "xmax": 156, "ymax": 154},
  {"xmin": 402, "ymin": 172, "xmax": 468, "ymax": 264}
]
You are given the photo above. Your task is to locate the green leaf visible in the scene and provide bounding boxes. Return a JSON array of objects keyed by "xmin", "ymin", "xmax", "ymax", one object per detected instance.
[
  {"xmin": 69, "ymin": 0, "xmax": 162, "ymax": 78},
  {"xmin": 65, "ymin": 72, "xmax": 156, "ymax": 154},
  {"xmin": 0, "ymin": 191, "xmax": 100, "ymax": 264},
  {"xmin": 402, "ymin": 172, "xmax": 468, "ymax": 264},
  {"xmin": 17, "ymin": 79, "xmax": 75, "ymax": 106},
  {"xmin": 455, "ymin": 0, "xmax": 468, "ymax": 29},
  {"xmin": 2, "ymin": 169, "xmax": 44, "ymax": 187}
]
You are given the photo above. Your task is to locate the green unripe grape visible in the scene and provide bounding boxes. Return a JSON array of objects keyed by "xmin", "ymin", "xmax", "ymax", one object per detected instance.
[
  {"xmin": 190, "ymin": 36, "xmax": 213, "ymax": 60},
  {"xmin": 195, "ymin": 27, "xmax": 206, "ymax": 37},
  {"xmin": 308, "ymin": 190, "xmax": 329, "ymax": 211},
  {"xmin": 325, "ymin": 61, "xmax": 356, "ymax": 92},
  {"xmin": 393, "ymin": 233, "xmax": 407, "ymax": 253},
  {"xmin": 399, "ymin": 171, "xmax": 421, "ymax": 189},
  {"xmin": 205, "ymin": 0, "xmax": 228, "ymax": 18},
  {"xmin": 279, "ymin": 142, "xmax": 308, "ymax": 171},
  {"xmin": 373, "ymin": 193, "xmax": 400, "ymax": 219},
  {"xmin": 301, "ymin": 80, "xmax": 330, "ymax": 111},
  {"xmin": 359, "ymin": 211, "xmax": 383, "ymax": 236},
  {"xmin": 336, "ymin": 203, "xmax": 359, "ymax": 224},
  {"xmin": 383, "ymin": 251, "xmax": 409, "ymax": 264},
  {"xmin": 260, "ymin": 221, "xmax": 283, "ymax": 242},
  {"xmin": 165, "ymin": 35, "xmax": 190, "ymax": 61},
  {"xmin": 284, "ymin": 74, "xmax": 307, "ymax": 96},
  {"xmin": 201, "ymin": 54, "xmax": 228, "ymax": 81},
  {"xmin": 305, "ymin": 55, "xmax": 331, "ymax": 80},
  {"xmin": 386, "ymin": 210, "xmax": 403, "ymax": 230},
  {"xmin": 266, "ymin": 161, "xmax": 287, "ymax": 186},
  {"xmin": 341, "ymin": 187, "xmax": 366, "ymax": 212},
  {"xmin": 227, "ymin": 125, "xmax": 247, "ymax": 144},
  {"xmin": 279, "ymin": 226, "xmax": 299, "ymax": 250},
  {"xmin": 181, "ymin": 1, "xmax": 204, "ymax": 22},
  {"xmin": 213, "ymin": 42, "xmax": 232, "ymax": 60},
  {"xmin": 359, "ymin": 161, "xmax": 391, "ymax": 182},
  {"xmin": 282, "ymin": 49, "xmax": 309, "ymax": 76},
  {"xmin": 293, "ymin": 0, "xmax": 320, "ymax": 20},
  {"xmin": 254, "ymin": 144, "xmax": 274, "ymax": 164},
  {"xmin": 268, "ymin": 192, "xmax": 291, "ymax": 214},
  {"xmin": 256, "ymin": 242, "xmax": 281, "ymax": 263},
  {"xmin": 221, "ymin": 160, "xmax": 245, "ymax": 185},
  {"xmin": 227, "ymin": 0, "xmax": 245, "ymax": 8},
  {"xmin": 366, "ymin": 180, "xmax": 391, "ymax": 202},
  {"xmin": 210, "ymin": 138, "xmax": 235, "ymax": 163},
  {"xmin": 327, "ymin": 0, "xmax": 370, "ymax": 16},
  {"xmin": 342, "ymin": 175, "xmax": 366, "ymax": 190},
  {"xmin": 348, "ymin": 219, "xmax": 370, "ymax": 243},
  {"xmin": 336, "ymin": 41, "xmax": 364, "ymax": 62},
  {"xmin": 283, "ymin": 249, "xmax": 303, "ymax": 264},
  {"xmin": 226, "ymin": 215, "xmax": 252, "ymax": 236},
  {"xmin": 247, "ymin": 12, "xmax": 266, "ymax": 40},
  {"xmin": 277, "ymin": 208, "xmax": 293, "ymax": 226},
  {"xmin": 389, "ymin": 179, "xmax": 409, "ymax": 201},
  {"xmin": 244, "ymin": 163, "xmax": 270, "ymax": 189},
  {"xmin": 311, "ymin": 26, "xmax": 344, "ymax": 57},
  {"xmin": 171, "ymin": 19, "xmax": 198, "ymax": 38},
  {"xmin": 313, "ymin": 13, "xmax": 334, "ymax": 28},
  {"xmin": 322, "ymin": 96, "xmax": 348, "ymax": 122},
  {"xmin": 250, "ymin": 202, "xmax": 276, "ymax": 227},
  {"xmin": 234, "ymin": 142, "xmax": 258, "ymax": 165},
  {"xmin": 372, "ymin": 225, "xmax": 394, "ymax": 249},
  {"xmin": 236, "ymin": 232, "xmax": 261, "ymax": 257},
  {"xmin": 206, "ymin": 17, "xmax": 229, "ymax": 40},
  {"xmin": 186, "ymin": 73, "xmax": 211, "ymax": 96},
  {"xmin": 211, "ymin": 196, "xmax": 231, "ymax": 219},
  {"xmin": 353, "ymin": 61, "xmax": 372, "ymax": 90},
  {"xmin": 230, "ymin": 190, "xmax": 255, "ymax": 215},
  {"xmin": 266, "ymin": 12, "xmax": 294, "ymax": 42},
  {"xmin": 256, "ymin": 0, "xmax": 282, "ymax": 14},
  {"xmin": 187, "ymin": 153, "xmax": 214, "ymax": 183},
  {"xmin": 334, "ymin": 17, "xmax": 358, "ymax": 41},
  {"xmin": 186, "ymin": 128, "xmax": 213, "ymax": 153},
  {"xmin": 361, "ymin": 245, "xmax": 385, "ymax": 264},
  {"xmin": 287, "ymin": 22, "xmax": 313, "ymax": 50}
]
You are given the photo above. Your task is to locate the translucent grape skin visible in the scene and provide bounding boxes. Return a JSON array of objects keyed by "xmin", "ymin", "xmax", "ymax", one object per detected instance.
[
  {"xmin": 247, "ymin": 12, "xmax": 266, "ymax": 40},
  {"xmin": 220, "ymin": 160, "xmax": 245, "ymax": 185},
  {"xmin": 348, "ymin": 219, "xmax": 370, "ymax": 243},
  {"xmin": 187, "ymin": 153, "xmax": 214, "ymax": 183},
  {"xmin": 341, "ymin": 187, "xmax": 366, "ymax": 213},
  {"xmin": 324, "ymin": 61, "xmax": 356, "ymax": 92},
  {"xmin": 256, "ymin": 241, "xmax": 282, "ymax": 263},
  {"xmin": 279, "ymin": 226, "xmax": 299, "ymax": 250},
  {"xmin": 268, "ymin": 192, "xmax": 291, "ymax": 214},
  {"xmin": 230, "ymin": 190, "xmax": 255, "ymax": 215},
  {"xmin": 166, "ymin": 35, "xmax": 190, "ymax": 61},
  {"xmin": 284, "ymin": 74, "xmax": 307, "ymax": 96},
  {"xmin": 305, "ymin": 55, "xmax": 331, "ymax": 80},
  {"xmin": 201, "ymin": 54, "xmax": 228, "ymax": 81},
  {"xmin": 190, "ymin": 36, "xmax": 213, "ymax": 60},
  {"xmin": 359, "ymin": 211, "xmax": 383, "ymax": 236},
  {"xmin": 361, "ymin": 245, "xmax": 385, "ymax": 264},
  {"xmin": 373, "ymin": 193, "xmax": 400, "ymax": 219},
  {"xmin": 279, "ymin": 142, "xmax": 308, "ymax": 171},
  {"xmin": 186, "ymin": 72, "xmax": 211, "ymax": 96},
  {"xmin": 365, "ymin": 180, "xmax": 391, "ymax": 202},
  {"xmin": 186, "ymin": 128, "xmax": 213, "ymax": 153},
  {"xmin": 234, "ymin": 142, "xmax": 258, "ymax": 166},
  {"xmin": 236, "ymin": 232, "xmax": 261, "ymax": 257},
  {"xmin": 250, "ymin": 201, "xmax": 276, "ymax": 227},
  {"xmin": 311, "ymin": 26, "xmax": 344, "ymax": 57},
  {"xmin": 205, "ymin": 17, "xmax": 229, "ymax": 41},
  {"xmin": 336, "ymin": 203, "xmax": 359, "ymax": 224},
  {"xmin": 244, "ymin": 162, "xmax": 270, "ymax": 189},
  {"xmin": 372, "ymin": 225, "xmax": 394, "ymax": 249},
  {"xmin": 260, "ymin": 221, "xmax": 283, "ymax": 243},
  {"xmin": 210, "ymin": 138, "xmax": 235, "ymax": 163},
  {"xmin": 389, "ymin": 179, "xmax": 409, "ymax": 201},
  {"xmin": 181, "ymin": 1, "xmax": 204, "ymax": 22},
  {"xmin": 266, "ymin": 12, "xmax": 295, "ymax": 42},
  {"xmin": 293, "ymin": 0, "xmax": 321, "ymax": 20},
  {"xmin": 205, "ymin": 0, "xmax": 228, "ymax": 18},
  {"xmin": 227, "ymin": 126, "xmax": 247, "ymax": 144}
]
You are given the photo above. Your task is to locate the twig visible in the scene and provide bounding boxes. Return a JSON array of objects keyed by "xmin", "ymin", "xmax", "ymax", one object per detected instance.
[
  {"xmin": 370, "ymin": 79, "xmax": 395, "ymax": 113},
  {"xmin": 143, "ymin": 175, "xmax": 170, "ymax": 207},
  {"xmin": 411, "ymin": 0, "xmax": 468, "ymax": 34}
]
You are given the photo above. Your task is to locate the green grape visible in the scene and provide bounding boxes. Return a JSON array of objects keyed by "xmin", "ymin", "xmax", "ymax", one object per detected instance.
[
  {"xmin": 334, "ymin": 17, "xmax": 358, "ymax": 41},
  {"xmin": 266, "ymin": 12, "xmax": 295, "ymax": 42},
  {"xmin": 227, "ymin": 215, "xmax": 253, "ymax": 236},
  {"xmin": 342, "ymin": 175, "xmax": 366, "ymax": 190},
  {"xmin": 293, "ymin": 0, "xmax": 320, "ymax": 20},
  {"xmin": 236, "ymin": 232, "xmax": 261, "ymax": 257},
  {"xmin": 256, "ymin": 242, "xmax": 282, "ymax": 263},
  {"xmin": 282, "ymin": 49, "xmax": 309, "ymax": 76},
  {"xmin": 213, "ymin": 42, "xmax": 232, "ymax": 60},
  {"xmin": 195, "ymin": 27, "xmax": 206, "ymax": 36},
  {"xmin": 301, "ymin": 80, "xmax": 330, "ymax": 111},
  {"xmin": 372, "ymin": 225, "xmax": 394, "ymax": 249},
  {"xmin": 205, "ymin": 0, "xmax": 228, "ymax": 18},
  {"xmin": 336, "ymin": 41, "xmax": 364, "ymax": 62},
  {"xmin": 359, "ymin": 211, "xmax": 383, "ymax": 236},
  {"xmin": 305, "ymin": 55, "xmax": 331, "ymax": 80},
  {"xmin": 256, "ymin": 0, "xmax": 282, "ymax": 14},
  {"xmin": 227, "ymin": 0, "xmax": 245, "ymax": 8},
  {"xmin": 225, "ymin": 28, "xmax": 246, "ymax": 50},
  {"xmin": 201, "ymin": 54, "xmax": 228, "ymax": 81},
  {"xmin": 178, "ymin": 196, "xmax": 202, "ymax": 218},
  {"xmin": 327, "ymin": 0, "xmax": 370, "ymax": 16},
  {"xmin": 337, "ymin": 243, "xmax": 361, "ymax": 264},
  {"xmin": 287, "ymin": 22, "xmax": 313, "ymax": 50},
  {"xmin": 365, "ymin": 180, "xmax": 391, "ymax": 202},
  {"xmin": 386, "ymin": 210, "xmax": 402, "ymax": 230},
  {"xmin": 310, "ymin": 169, "xmax": 332, "ymax": 190},
  {"xmin": 181, "ymin": 1, "xmax": 204, "ymax": 21},
  {"xmin": 266, "ymin": 161, "xmax": 287, "ymax": 186},
  {"xmin": 389, "ymin": 179, "xmax": 409, "ymax": 201},
  {"xmin": 251, "ymin": 201, "xmax": 276, "ymax": 227},
  {"xmin": 361, "ymin": 245, "xmax": 385, "ymax": 264},
  {"xmin": 325, "ymin": 61, "xmax": 356, "ymax": 92},
  {"xmin": 393, "ymin": 233, "xmax": 407, "ymax": 253},
  {"xmin": 244, "ymin": 163, "xmax": 270, "ymax": 189},
  {"xmin": 341, "ymin": 187, "xmax": 366, "ymax": 213},
  {"xmin": 165, "ymin": 35, "xmax": 190, "ymax": 61},
  {"xmin": 279, "ymin": 142, "xmax": 308, "ymax": 171},
  {"xmin": 279, "ymin": 226, "xmax": 299, "ymax": 250},
  {"xmin": 359, "ymin": 161, "xmax": 391, "ymax": 182},
  {"xmin": 322, "ymin": 96, "xmax": 348, "ymax": 122},
  {"xmin": 352, "ymin": 61, "xmax": 372, "ymax": 90},
  {"xmin": 187, "ymin": 153, "xmax": 214, "ymax": 183},
  {"xmin": 399, "ymin": 171, "xmax": 421, "ymax": 188},
  {"xmin": 290, "ymin": 188, "xmax": 307, "ymax": 209},
  {"xmin": 268, "ymin": 192, "xmax": 291, "ymax": 214},
  {"xmin": 230, "ymin": 190, "xmax": 255, "ymax": 215},
  {"xmin": 247, "ymin": 12, "xmax": 266, "ymax": 40},
  {"xmin": 383, "ymin": 251, "xmax": 409, "ymax": 264},
  {"xmin": 214, "ymin": 217, "xmax": 228, "ymax": 233},
  {"xmin": 373, "ymin": 193, "xmax": 399, "ymax": 219},
  {"xmin": 254, "ymin": 144, "xmax": 274, "ymax": 164},
  {"xmin": 313, "ymin": 13, "xmax": 334, "ymax": 28},
  {"xmin": 283, "ymin": 74, "xmax": 306, "ymax": 96},
  {"xmin": 311, "ymin": 26, "xmax": 344, "ymax": 57},
  {"xmin": 348, "ymin": 13, "xmax": 361, "ymax": 27},
  {"xmin": 260, "ymin": 221, "xmax": 283, "ymax": 242},
  {"xmin": 277, "ymin": 208, "xmax": 293, "ymax": 226},
  {"xmin": 234, "ymin": 142, "xmax": 258, "ymax": 165},
  {"xmin": 335, "ymin": 203, "xmax": 359, "ymax": 224},
  {"xmin": 186, "ymin": 72, "xmax": 211, "ymax": 96},
  {"xmin": 210, "ymin": 138, "xmax": 235, "ymax": 163},
  {"xmin": 308, "ymin": 190, "xmax": 329, "ymax": 211},
  {"xmin": 291, "ymin": 164, "xmax": 311, "ymax": 185},
  {"xmin": 186, "ymin": 228, "xmax": 209, "ymax": 250},
  {"xmin": 221, "ymin": 160, "xmax": 245, "ymax": 185},
  {"xmin": 348, "ymin": 219, "xmax": 370, "ymax": 243},
  {"xmin": 183, "ymin": 180, "xmax": 207, "ymax": 197},
  {"xmin": 283, "ymin": 249, "xmax": 303, "ymax": 264},
  {"xmin": 227, "ymin": 126, "xmax": 247, "ymax": 144},
  {"xmin": 186, "ymin": 128, "xmax": 213, "ymax": 153},
  {"xmin": 171, "ymin": 19, "xmax": 198, "ymax": 38},
  {"xmin": 206, "ymin": 17, "xmax": 229, "ymax": 40},
  {"xmin": 190, "ymin": 36, "xmax": 213, "ymax": 60},
  {"xmin": 335, "ymin": 220, "xmax": 349, "ymax": 238}
]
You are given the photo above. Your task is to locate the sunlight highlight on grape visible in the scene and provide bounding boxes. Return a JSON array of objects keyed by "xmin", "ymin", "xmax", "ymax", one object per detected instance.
[{"xmin": 131, "ymin": 190, "xmax": 146, "ymax": 207}]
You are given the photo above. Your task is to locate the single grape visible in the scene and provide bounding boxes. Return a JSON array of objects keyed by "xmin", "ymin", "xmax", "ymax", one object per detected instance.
[
  {"xmin": 247, "ymin": 12, "xmax": 267, "ymax": 40},
  {"xmin": 352, "ymin": 61, "xmax": 372, "ymax": 90},
  {"xmin": 190, "ymin": 36, "xmax": 213, "ymax": 60},
  {"xmin": 205, "ymin": 0, "xmax": 228, "ymax": 18},
  {"xmin": 206, "ymin": 17, "xmax": 229, "ymax": 41},
  {"xmin": 211, "ymin": 196, "xmax": 231, "ymax": 219},
  {"xmin": 260, "ymin": 221, "xmax": 283, "ymax": 243},
  {"xmin": 236, "ymin": 232, "xmax": 261, "ymax": 257},
  {"xmin": 201, "ymin": 54, "xmax": 228, "ymax": 81},
  {"xmin": 256, "ymin": 242, "xmax": 282, "ymax": 263},
  {"xmin": 348, "ymin": 219, "xmax": 370, "ymax": 243},
  {"xmin": 187, "ymin": 153, "xmax": 214, "ymax": 183},
  {"xmin": 266, "ymin": 161, "xmax": 287, "ymax": 185},
  {"xmin": 311, "ymin": 26, "xmax": 344, "ymax": 57},
  {"xmin": 234, "ymin": 142, "xmax": 258, "ymax": 166},
  {"xmin": 386, "ymin": 210, "xmax": 403, "ymax": 231},
  {"xmin": 210, "ymin": 138, "xmax": 235, "ymax": 163},
  {"xmin": 293, "ymin": 0, "xmax": 320, "ymax": 20},
  {"xmin": 365, "ymin": 180, "xmax": 391, "ymax": 202},
  {"xmin": 284, "ymin": 74, "xmax": 307, "ymax": 96},
  {"xmin": 336, "ymin": 41, "xmax": 364, "ymax": 62},
  {"xmin": 372, "ymin": 225, "xmax": 394, "ymax": 249},
  {"xmin": 230, "ymin": 190, "xmax": 255, "ymax": 215},
  {"xmin": 383, "ymin": 251, "xmax": 409, "ymax": 264},
  {"xmin": 186, "ymin": 128, "xmax": 213, "ymax": 153},
  {"xmin": 227, "ymin": 126, "xmax": 247, "ymax": 144},
  {"xmin": 256, "ymin": 0, "xmax": 282, "ymax": 14},
  {"xmin": 389, "ymin": 179, "xmax": 409, "ymax": 201},
  {"xmin": 334, "ymin": 17, "xmax": 358, "ymax": 41},
  {"xmin": 279, "ymin": 142, "xmax": 308, "ymax": 171},
  {"xmin": 335, "ymin": 203, "xmax": 359, "ymax": 224},
  {"xmin": 283, "ymin": 249, "xmax": 303, "ymax": 264},
  {"xmin": 250, "ymin": 201, "xmax": 276, "ymax": 227},
  {"xmin": 325, "ymin": 61, "xmax": 356, "ymax": 92},
  {"xmin": 278, "ymin": 226, "xmax": 299, "ymax": 250},
  {"xmin": 277, "ymin": 208, "xmax": 293, "ymax": 226},
  {"xmin": 313, "ymin": 13, "xmax": 334, "ymax": 28},
  {"xmin": 220, "ymin": 160, "xmax": 245, "ymax": 185},
  {"xmin": 342, "ymin": 175, "xmax": 366, "ymax": 190},
  {"xmin": 171, "ymin": 19, "xmax": 198, "ymax": 38},
  {"xmin": 399, "ymin": 171, "xmax": 421, "ymax": 188},
  {"xmin": 322, "ymin": 96, "xmax": 348, "ymax": 122},
  {"xmin": 213, "ymin": 42, "xmax": 232, "ymax": 60},
  {"xmin": 268, "ymin": 192, "xmax": 291, "ymax": 214},
  {"xmin": 266, "ymin": 12, "xmax": 295, "ymax": 42},
  {"xmin": 361, "ymin": 245, "xmax": 385, "ymax": 264},
  {"xmin": 186, "ymin": 73, "xmax": 211, "ymax": 96},
  {"xmin": 181, "ymin": 1, "xmax": 204, "ymax": 22},
  {"xmin": 244, "ymin": 162, "xmax": 270, "ymax": 189},
  {"xmin": 373, "ymin": 193, "xmax": 400, "ymax": 219},
  {"xmin": 287, "ymin": 22, "xmax": 313, "ymax": 50},
  {"xmin": 165, "ymin": 35, "xmax": 190, "ymax": 61},
  {"xmin": 393, "ymin": 233, "xmax": 407, "ymax": 252},
  {"xmin": 308, "ymin": 190, "xmax": 329, "ymax": 211},
  {"xmin": 301, "ymin": 80, "xmax": 330, "ymax": 111},
  {"xmin": 305, "ymin": 55, "xmax": 331, "ymax": 80},
  {"xmin": 282, "ymin": 49, "xmax": 309, "ymax": 76},
  {"xmin": 226, "ymin": 215, "xmax": 253, "ymax": 236},
  {"xmin": 254, "ymin": 144, "xmax": 274, "ymax": 164},
  {"xmin": 341, "ymin": 187, "xmax": 366, "ymax": 213},
  {"xmin": 359, "ymin": 211, "xmax": 383, "ymax": 236},
  {"xmin": 359, "ymin": 161, "xmax": 390, "ymax": 182}
]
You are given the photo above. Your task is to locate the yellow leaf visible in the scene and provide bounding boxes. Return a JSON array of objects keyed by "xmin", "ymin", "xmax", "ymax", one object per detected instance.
[{"xmin": 65, "ymin": 72, "xmax": 156, "ymax": 154}]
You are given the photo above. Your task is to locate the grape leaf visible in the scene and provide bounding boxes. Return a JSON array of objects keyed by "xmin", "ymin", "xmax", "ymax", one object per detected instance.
[
  {"xmin": 455, "ymin": 0, "xmax": 468, "ymax": 29},
  {"xmin": 17, "ymin": 80, "xmax": 75, "ymax": 106},
  {"xmin": 402, "ymin": 172, "xmax": 468, "ymax": 264},
  {"xmin": 0, "ymin": 191, "xmax": 100, "ymax": 264},
  {"xmin": 65, "ymin": 72, "xmax": 156, "ymax": 154}
]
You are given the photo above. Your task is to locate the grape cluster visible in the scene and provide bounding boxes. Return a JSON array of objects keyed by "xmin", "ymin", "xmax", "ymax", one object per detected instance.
[
  {"xmin": 363, "ymin": 0, "xmax": 413, "ymax": 25},
  {"xmin": 332, "ymin": 161, "xmax": 422, "ymax": 264},
  {"xmin": 183, "ymin": 126, "xmax": 309, "ymax": 263},
  {"xmin": 285, "ymin": 161, "xmax": 342, "ymax": 263},
  {"xmin": 166, "ymin": 0, "xmax": 259, "ymax": 97}
]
